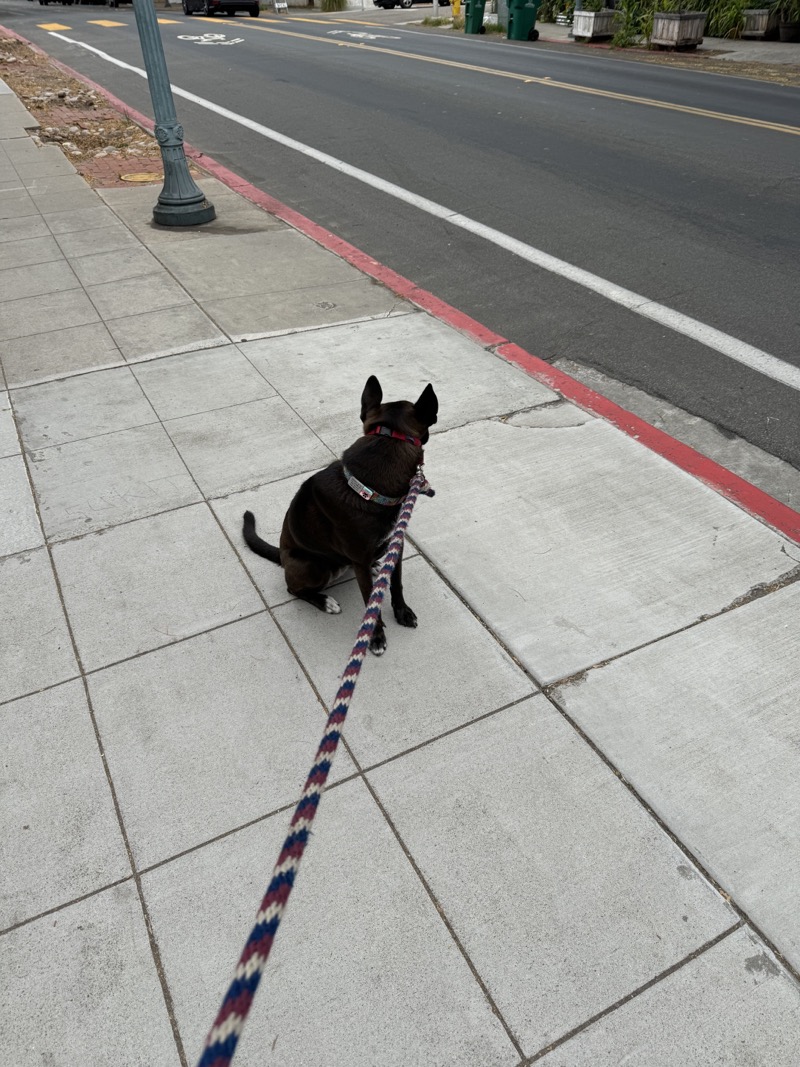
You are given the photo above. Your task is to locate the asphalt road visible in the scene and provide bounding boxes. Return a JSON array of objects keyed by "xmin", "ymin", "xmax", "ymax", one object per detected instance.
[{"xmin": 4, "ymin": 1, "xmax": 800, "ymax": 467}]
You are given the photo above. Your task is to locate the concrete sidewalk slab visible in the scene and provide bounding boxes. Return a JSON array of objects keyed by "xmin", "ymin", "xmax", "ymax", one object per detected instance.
[
  {"xmin": 2, "ymin": 320, "xmax": 120, "ymax": 386},
  {"xmin": 97, "ymin": 179, "xmax": 285, "ymax": 242},
  {"xmin": 369, "ymin": 698, "xmax": 736, "ymax": 1055},
  {"xmin": 273, "ymin": 555, "xmax": 537, "ymax": 767},
  {"xmin": 411, "ymin": 418, "xmax": 795, "ymax": 684},
  {"xmin": 0, "ymin": 286, "xmax": 100, "ymax": 342},
  {"xmin": 240, "ymin": 313, "xmax": 558, "ymax": 455},
  {"xmin": 152, "ymin": 229, "xmax": 361, "ymax": 301},
  {"xmin": 554, "ymin": 581, "xmax": 800, "ymax": 971},
  {"xmin": 162, "ymin": 392, "xmax": 333, "ymax": 498},
  {"xmin": 538, "ymin": 927, "xmax": 800, "ymax": 1065},
  {"xmin": 98, "ymin": 183, "xmax": 404, "ymax": 338},
  {"xmin": 1, "ymin": 680, "xmax": 128, "ymax": 929},
  {"xmin": 52, "ymin": 503, "xmax": 263, "ymax": 672},
  {"xmin": 86, "ymin": 614, "xmax": 355, "ymax": 870},
  {"xmin": 69, "ymin": 244, "xmax": 163, "ymax": 287},
  {"xmin": 0, "ymin": 454, "xmax": 40, "ymax": 556},
  {"xmin": 1, "ymin": 883, "xmax": 181, "ymax": 1067},
  {"xmin": 131, "ymin": 344, "xmax": 275, "ymax": 421},
  {"xmin": 143, "ymin": 778, "xmax": 517, "ymax": 1067},
  {"xmin": 12, "ymin": 365, "xmax": 157, "ymax": 449},
  {"xmin": 85, "ymin": 271, "xmax": 195, "ymax": 321},
  {"xmin": 0, "ymin": 548, "xmax": 76, "ymax": 705},
  {"xmin": 53, "ymin": 219, "xmax": 141, "ymax": 259},
  {"xmin": 0, "ymin": 187, "xmax": 35, "ymax": 220},
  {"xmin": 0, "ymin": 389, "xmax": 17, "ymax": 456},
  {"xmin": 0, "ymin": 213, "xmax": 50, "ymax": 243},
  {"xmin": 0, "ymin": 258, "xmax": 79, "ymax": 302},
  {"xmin": 106, "ymin": 302, "xmax": 225, "ymax": 362},
  {"xmin": 28, "ymin": 422, "xmax": 202, "ymax": 541},
  {"xmin": 0, "ymin": 232, "xmax": 61, "ymax": 269},
  {"xmin": 204, "ymin": 279, "xmax": 402, "ymax": 339}
]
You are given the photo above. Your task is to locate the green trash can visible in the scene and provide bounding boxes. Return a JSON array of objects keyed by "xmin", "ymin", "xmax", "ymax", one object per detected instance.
[
  {"xmin": 507, "ymin": 0, "xmax": 541, "ymax": 40},
  {"xmin": 464, "ymin": 0, "xmax": 488, "ymax": 33}
]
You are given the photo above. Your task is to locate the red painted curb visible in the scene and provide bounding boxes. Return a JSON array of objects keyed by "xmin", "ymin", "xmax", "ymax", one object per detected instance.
[
  {"xmin": 4, "ymin": 24, "xmax": 799, "ymax": 544},
  {"xmin": 497, "ymin": 344, "xmax": 800, "ymax": 542}
]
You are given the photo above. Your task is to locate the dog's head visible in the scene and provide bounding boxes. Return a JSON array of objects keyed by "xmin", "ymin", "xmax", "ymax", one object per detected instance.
[{"xmin": 360, "ymin": 376, "xmax": 438, "ymax": 444}]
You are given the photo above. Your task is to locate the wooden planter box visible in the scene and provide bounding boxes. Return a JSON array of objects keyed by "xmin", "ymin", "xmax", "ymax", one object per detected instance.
[
  {"xmin": 741, "ymin": 8, "xmax": 779, "ymax": 37},
  {"xmin": 651, "ymin": 11, "xmax": 706, "ymax": 48},
  {"xmin": 779, "ymin": 19, "xmax": 800, "ymax": 40},
  {"xmin": 572, "ymin": 9, "xmax": 621, "ymax": 39}
]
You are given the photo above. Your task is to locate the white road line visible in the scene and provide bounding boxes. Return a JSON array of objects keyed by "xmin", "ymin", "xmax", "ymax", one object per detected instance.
[{"xmin": 50, "ymin": 31, "xmax": 800, "ymax": 393}]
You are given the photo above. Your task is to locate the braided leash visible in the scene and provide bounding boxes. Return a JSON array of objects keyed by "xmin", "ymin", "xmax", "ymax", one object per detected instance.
[{"xmin": 198, "ymin": 469, "xmax": 434, "ymax": 1067}]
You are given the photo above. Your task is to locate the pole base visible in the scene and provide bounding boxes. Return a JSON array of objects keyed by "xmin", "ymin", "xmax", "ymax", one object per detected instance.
[{"xmin": 153, "ymin": 198, "xmax": 216, "ymax": 228}]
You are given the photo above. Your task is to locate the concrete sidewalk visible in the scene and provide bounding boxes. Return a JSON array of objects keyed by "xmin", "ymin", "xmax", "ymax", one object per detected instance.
[
  {"xmin": 534, "ymin": 18, "xmax": 800, "ymax": 64},
  {"xmin": 2, "ymin": 78, "xmax": 800, "ymax": 1067}
]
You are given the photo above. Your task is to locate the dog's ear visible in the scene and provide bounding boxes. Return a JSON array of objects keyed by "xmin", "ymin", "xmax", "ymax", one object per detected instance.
[
  {"xmin": 414, "ymin": 383, "xmax": 438, "ymax": 427},
  {"xmin": 361, "ymin": 375, "xmax": 383, "ymax": 421}
]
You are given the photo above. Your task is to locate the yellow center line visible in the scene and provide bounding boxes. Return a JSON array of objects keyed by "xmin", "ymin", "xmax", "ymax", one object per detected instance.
[
  {"xmin": 289, "ymin": 16, "xmax": 391, "ymax": 25},
  {"xmin": 203, "ymin": 16, "xmax": 800, "ymax": 137}
]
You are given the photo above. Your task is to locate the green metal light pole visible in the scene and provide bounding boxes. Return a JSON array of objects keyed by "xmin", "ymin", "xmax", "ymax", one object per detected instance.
[{"xmin": 132, "ymin": 0, "xmax": 215, "ymax": 226}]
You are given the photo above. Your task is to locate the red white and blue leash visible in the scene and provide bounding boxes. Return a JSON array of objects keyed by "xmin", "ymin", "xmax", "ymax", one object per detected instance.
[{"xmin": 197, "ymin": 468, "xmax": 434, "ymax": 1067}]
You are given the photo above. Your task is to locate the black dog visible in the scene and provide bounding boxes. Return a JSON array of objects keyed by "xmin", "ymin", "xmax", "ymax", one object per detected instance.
[{"xmin": 242, "ymin": 375, "xmax": 438, "ymax": 655}]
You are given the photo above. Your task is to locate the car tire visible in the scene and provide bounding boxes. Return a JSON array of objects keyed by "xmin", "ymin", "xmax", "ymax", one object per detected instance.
[
  {"xmin": 400, "ymin": 0, "xmax": 413, "ymax": 7},
  {"xmin": 250, "ymin": 4, "xmax": 260, "ymax": 13}
]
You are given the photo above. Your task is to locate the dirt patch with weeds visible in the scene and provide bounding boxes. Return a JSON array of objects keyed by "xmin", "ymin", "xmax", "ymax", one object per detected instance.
[
  {"xmin": 0, "ymin": 34, "xmax": 202, "ymax": 187},
  {"xmin": 600, "ymin": 48, "xmax": 800, "ymax": 88}
]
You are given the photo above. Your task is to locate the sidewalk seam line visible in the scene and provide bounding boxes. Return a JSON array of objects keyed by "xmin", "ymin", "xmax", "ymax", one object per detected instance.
[
  {"xmin": 0, "ymin": 876, "xmax": 134, "ymax": 940},
  {"xmin": 5, "ymin": 394, "xmax": 189, "ymax": 1067},
  {"xmin": 525, "ymin": 921, "xmax": 744, "ymax": 1063},
  {"xmin": 356, "ymin": 758, "xmax": 527, "ymax": 1060}
]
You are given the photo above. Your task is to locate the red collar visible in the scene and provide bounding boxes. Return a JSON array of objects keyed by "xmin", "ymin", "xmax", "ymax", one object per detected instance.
[{"xmin": 368, "ymin": 425, "xmax": 422, "ymax": 447}]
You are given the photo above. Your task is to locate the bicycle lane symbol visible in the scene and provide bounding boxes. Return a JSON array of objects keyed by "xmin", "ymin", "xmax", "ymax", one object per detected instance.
[{"xmin": 177, "ymin": 33, "xmax": 244, "ymax": 45}]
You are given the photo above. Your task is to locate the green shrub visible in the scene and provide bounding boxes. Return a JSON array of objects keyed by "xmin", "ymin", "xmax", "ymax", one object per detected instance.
[
  {"xmin": 611, "ymin": 0, "xmax": 651, "ymax": 44},
  {"xmin": 704, "ymin": 0, "xmax": 747, "ymax": 36},
  {"xmin": 320, "ymin": 0, "xmax": 348, "ymax": 10}
]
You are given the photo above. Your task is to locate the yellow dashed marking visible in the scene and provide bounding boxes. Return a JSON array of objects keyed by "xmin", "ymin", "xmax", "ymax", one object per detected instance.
[
  {"xmin": 37, "ymin": 23, "xmax": 71, "ymax": 30},
  {"xmin": 288, "ymin": 16, "xmax": 380, "ymax": 25},
  {"xmin": 87, "ymin": 20, "xmax": 127, "ymax": 27},
  {"xmin": 157, "ymin": 18, "xmax": 182, "ymax": 24}
]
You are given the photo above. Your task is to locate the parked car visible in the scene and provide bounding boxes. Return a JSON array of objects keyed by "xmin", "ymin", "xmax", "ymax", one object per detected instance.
[
  {"xmin": 374, "ymin": 0, "xmax": 450, "ymax": 8},
  {"xmin": 182, "ymin": 0, "xmax": 260, "ymax": 15}
]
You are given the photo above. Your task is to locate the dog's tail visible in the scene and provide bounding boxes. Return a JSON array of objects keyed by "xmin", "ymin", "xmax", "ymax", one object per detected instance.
[{"xmin": 242, "ymin": 511, "xmax": 281, "ymax": 565}]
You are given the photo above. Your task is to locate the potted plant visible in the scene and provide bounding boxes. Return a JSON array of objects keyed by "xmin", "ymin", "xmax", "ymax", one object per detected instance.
[
  {"xmin": 741, "ymin": 6, "xmax": 780, "ymax": 36},
  {"xmin": 770, "ymin": 0, "xmax": 800, "ymax": 39},
  {"xmin": 572, "ymin": 0, "xmax": 622, "ymax": 38},
  {"xmin": 650, "ymin": 1, "xmax": 707, "ymax": 48}
]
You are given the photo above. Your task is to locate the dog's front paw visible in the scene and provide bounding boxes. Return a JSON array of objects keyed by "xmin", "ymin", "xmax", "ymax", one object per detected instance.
[
  {"xmin": 394, "ymin": 604, "xmax": 418, "ymax": 628},
  {"xmin": 369, "ymin": 630, "xmax": 387, "ymax": 656},
  {"xmin": 323, "ymin": 595, "xmax": 342, "ymax": 614}
]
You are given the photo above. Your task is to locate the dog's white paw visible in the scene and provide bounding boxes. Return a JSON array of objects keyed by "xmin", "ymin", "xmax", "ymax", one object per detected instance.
[{"xmin": 323, "ymin": 596, "xmax": 342, "ymax": 614}]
